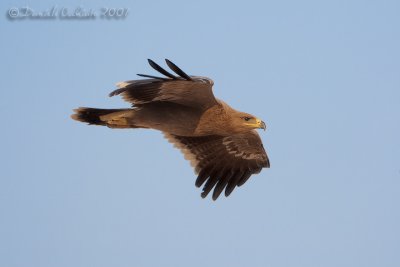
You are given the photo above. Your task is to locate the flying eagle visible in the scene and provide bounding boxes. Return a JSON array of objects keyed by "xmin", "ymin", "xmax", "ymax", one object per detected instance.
[{"xmin": 71, "ymin": 59, "xmax": 270, "ymax": 200}]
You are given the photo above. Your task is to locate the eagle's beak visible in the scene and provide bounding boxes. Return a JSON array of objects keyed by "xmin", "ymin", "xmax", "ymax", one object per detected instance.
[
  {"xmin": 260, "ymin": 121, "xmax": 266, "ymax": 131},
  {"xmin": 256, "ymin": 119, "xmax": 266, "ymax": 131}
]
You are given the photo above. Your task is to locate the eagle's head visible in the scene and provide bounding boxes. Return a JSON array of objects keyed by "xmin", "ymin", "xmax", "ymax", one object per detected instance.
[{"xmin": 233, "ymin": 112, "xmax": 266, "ymax": 131}]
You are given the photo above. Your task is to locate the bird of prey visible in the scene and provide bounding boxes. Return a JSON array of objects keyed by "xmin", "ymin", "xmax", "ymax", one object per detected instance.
[{"xmin": 71, "ymin": 59, "xmax": 270, "ymax": 200}]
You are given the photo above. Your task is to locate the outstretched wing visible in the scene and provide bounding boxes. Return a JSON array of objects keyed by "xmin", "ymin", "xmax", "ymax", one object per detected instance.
[
  {"xmin": 164, "ymin": 131, "xmax": 270, "ymax": 200},
  {"xmin": 109, "ymin": 59, "xmax": 218, "ymax": 110}
]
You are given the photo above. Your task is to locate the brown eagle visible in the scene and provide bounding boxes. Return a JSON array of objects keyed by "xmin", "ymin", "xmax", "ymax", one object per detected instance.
[{"xmin": 71, "ymin": 59, "xmax": 270, "ymax": 200}]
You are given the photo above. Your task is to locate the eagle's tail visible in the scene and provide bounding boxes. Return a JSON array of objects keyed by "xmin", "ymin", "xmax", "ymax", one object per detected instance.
[{"xmin": 71, "ymin": 107, "xmax": 138, "ymax": 128}]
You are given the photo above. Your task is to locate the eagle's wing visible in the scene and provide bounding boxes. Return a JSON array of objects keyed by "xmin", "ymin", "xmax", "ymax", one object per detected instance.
[
  {"xmin": 164, "ymin": 131, "xmax": 270, "ymax": 200},
  {"xmin": 109, "ymin": 59, "xmax": 218, "ymax": 110}
]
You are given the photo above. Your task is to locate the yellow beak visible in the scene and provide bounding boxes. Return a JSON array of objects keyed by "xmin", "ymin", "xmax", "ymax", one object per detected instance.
[{"xmin": 245, "ymin": 118, "xmax": 266, "ymax": 131}]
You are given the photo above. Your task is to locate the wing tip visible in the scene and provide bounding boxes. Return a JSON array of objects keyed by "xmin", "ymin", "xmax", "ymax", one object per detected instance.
[
  {"xmin": 165, "ymin": 58, "xmax": 192, "ymax": 81},
  {"xmin": 147, "ymin": 58, "xmax": 177, "ymax": 79}
]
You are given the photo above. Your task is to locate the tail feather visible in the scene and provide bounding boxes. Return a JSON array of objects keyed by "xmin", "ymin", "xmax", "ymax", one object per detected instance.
[{"xmin": 71, "ymin": 107, "xmax": 134, "ymax": 128}]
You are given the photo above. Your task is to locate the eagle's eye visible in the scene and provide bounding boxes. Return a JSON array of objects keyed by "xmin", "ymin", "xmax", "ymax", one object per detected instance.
[{"xmin": 243, "ymin": 116, "xmax": 251, "ymax": 121}]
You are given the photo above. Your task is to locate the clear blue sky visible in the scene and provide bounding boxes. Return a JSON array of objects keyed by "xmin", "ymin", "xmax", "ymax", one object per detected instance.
[{"xmin": 1, "ymin": 0, "xmax": 399, "ymax": 266}]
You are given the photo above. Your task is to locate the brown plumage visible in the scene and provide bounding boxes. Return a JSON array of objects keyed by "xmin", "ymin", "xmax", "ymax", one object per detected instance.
[{"xmin": 71, "ymin": 59, "xmax": 270, "ymax": 200}]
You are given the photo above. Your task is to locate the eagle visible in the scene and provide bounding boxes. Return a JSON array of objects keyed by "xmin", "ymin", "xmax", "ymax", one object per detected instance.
[{"xmin": 71, "ymin": 59, "xmax": 270, "ymax": 200}]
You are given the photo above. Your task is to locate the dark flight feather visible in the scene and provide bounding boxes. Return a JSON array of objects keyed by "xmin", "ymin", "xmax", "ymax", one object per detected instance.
[
  {"xmin": 147, "ymin": 59, "xmax": 177, "ymax": 79},
  {"xmin": 136, "ymin": 73, "xmax": 167, "ymax": 80},
  {"xmin": 237, "ymin": 171, "xmax": 253, "ymax": 187},
  {"xmin": 165, "ymin": 59, "xmax": 192, "ymax": 80},
  {"xmin": 212, "ymin": 170, "xmax": 234, "ymax": 200},
  {"xmin": 225, "ymin": 171, "xmax": 246, "ymax": 197},
  {"xmin": 201, "ymin": 169, "xmax": 221, "ymax": 198},
  {"xmin": 196, "ymin": 166, "xmax": 213, "ymax": 187}
]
